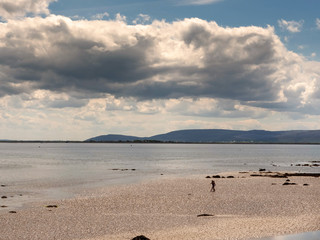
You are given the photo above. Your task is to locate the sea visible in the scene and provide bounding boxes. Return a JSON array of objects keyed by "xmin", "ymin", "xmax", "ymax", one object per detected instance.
[{"xmin": 0, "ymin": 142, "xmax": 319, "ymax": 210}]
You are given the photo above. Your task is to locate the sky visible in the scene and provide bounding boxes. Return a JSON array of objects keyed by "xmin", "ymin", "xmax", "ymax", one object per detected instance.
[{"xmin": 0, "ymin": 0, "xmax": 320, "ymax": 140}]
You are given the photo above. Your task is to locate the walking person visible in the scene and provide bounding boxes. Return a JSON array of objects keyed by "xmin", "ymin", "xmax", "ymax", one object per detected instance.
[{"xmin": 210, "ymin": 180, "xmax": 216, "ymax": 192}]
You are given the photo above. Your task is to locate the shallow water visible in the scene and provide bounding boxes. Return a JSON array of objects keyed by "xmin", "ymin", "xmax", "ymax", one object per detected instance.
[
  {"xmin": 0, "ymin": 143, "xmax": 319, "ymax": 209},
  {"xmin": 257, "ymin": 231, "xmax": 320, "ymax": 240}
]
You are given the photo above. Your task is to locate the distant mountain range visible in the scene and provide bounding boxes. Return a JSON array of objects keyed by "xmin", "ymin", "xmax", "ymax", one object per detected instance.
[{"xmin": 85, "ymin": 129, "xmax": 320, "ymax": 143}]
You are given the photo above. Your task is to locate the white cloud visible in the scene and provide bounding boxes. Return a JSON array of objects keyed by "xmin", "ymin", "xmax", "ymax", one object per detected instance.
[
  {"xmin": 0, "ymin": 0, "xmax": 55, "ymax": 20},
  {"xmin": 132, "ymin": 14, "xmax": 151, "ymax": 25},
  {"xmin": 0, "ymin": 15, "xmax": 320, "ymax": 139},
  {"xmin": 91, "ymin": 12, "xmax": 109, "ymax": 20},
  {"xmin": 0, "ymin": 16, "xmax": 318, "ymax": 111},
  {"xmin": 316, "ymin": 18, "xmax": 320, "ymax": 29},
  {"xmin": 278, "ymin": 19, "xmax": 304, "ymax": 33},
  {"xmin": 179, "ymin": 0, "xmax": 222, "ymax": 5},
  {"xmin": 115, "ymin": 13, "xmax": 126, "ymax": 22}
]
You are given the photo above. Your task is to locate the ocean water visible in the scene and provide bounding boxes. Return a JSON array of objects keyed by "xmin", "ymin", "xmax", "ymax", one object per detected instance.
[
  {"xmin": 0, "ymin": 143, "xmax": 319, "ymax": 209},
  {"xmin": 257, "ymin": 231, "xmax": 320, "ymax": 240}
]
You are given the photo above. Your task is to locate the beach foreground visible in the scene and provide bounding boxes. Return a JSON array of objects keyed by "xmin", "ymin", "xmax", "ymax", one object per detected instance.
[{"xmin": 1, "ymin": 172, "xmax": 319, "ymax": 240}]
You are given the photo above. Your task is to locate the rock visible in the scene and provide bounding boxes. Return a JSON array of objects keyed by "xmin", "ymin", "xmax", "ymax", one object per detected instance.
[
  {"xmin": 1, "ymin": 184, "xmax": 6, "ymax": 187},
  {"xmin": 285, "ymin": 179, "xmax": 290, "ymax": 182},
  {"xmin": 259, "ymin": 168, "xmax": 266, "ymax": 172},
  {"xmin": 303, "ymin": 184, "xmax": 309, "ymax": 186},
  {"xmin": 227, "ymin": 176, "xmax": 234, "ymax": 178},
  {"xmin": 131, "ymin": 235, "xmax": 150, "ymax": 240},
  {"xmin": 1, "ymin": 196, "xmax": 7, "ymax": 199},
  {"xmin": 212, "ymin": 175, "xmax": 221, "ymax": 178},
  {"xmin": 282, "ymin": 182, "xmax": 297, "ymax": 186},
  {"xmin": 269, "ymin": 174, "xmax": 287, "ymax": 178},
  {"xmin": 46, "ymin": 205, "xmax": 58, "ymax": 208},
  {"xmin": 197, "ymin": 214, "xmax": 214, "ymax": 217},
  {"xmin": 205, "ymin": 176, "xmax": 211, "ymax": 178},
  {"xmin": 1, "ymin": 205, "xmax": 7, "ymax": 208},
  {"xmin": 9, "ymin": 211, "xmax": 17, "ymax": 213},
  {"xmin": 250, "ymin": 174, "xmax": 261, "ymax": 177}
]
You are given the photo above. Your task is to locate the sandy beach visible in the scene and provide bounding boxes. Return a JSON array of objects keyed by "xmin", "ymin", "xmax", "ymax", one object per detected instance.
[{"xmin": 0, "ymin": 172, "xmax": 319, "ymax": 240}]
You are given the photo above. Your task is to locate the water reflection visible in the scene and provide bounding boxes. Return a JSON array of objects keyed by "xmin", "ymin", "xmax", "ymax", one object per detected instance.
[{"xmin": 258, "ymin": 231, "xmax": 320, "ymax": 240}]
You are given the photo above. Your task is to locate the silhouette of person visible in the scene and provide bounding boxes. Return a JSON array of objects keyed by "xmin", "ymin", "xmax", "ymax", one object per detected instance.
[{"xmin": 210, "ymin": 180, "xmax": 216, "ymax": 192}]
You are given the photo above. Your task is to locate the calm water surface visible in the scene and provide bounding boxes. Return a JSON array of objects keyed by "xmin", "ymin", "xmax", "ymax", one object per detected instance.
[
  {"xmin": 257, "ymin": 231, "xmax": 320, "ymax": 240},
  {"xmin": 0, "ymin": 143, "xmax": 319, "ymax": 209}
]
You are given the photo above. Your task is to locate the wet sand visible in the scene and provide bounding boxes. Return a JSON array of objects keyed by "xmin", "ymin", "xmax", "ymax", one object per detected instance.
[{"xmin": 0, "ymin": 172, "xmax": 319, "ymax": 240}]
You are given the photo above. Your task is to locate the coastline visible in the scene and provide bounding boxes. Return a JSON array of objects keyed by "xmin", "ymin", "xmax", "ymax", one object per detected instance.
[{"xmin": 0, "ymin": 172, "xmax": 319, "ymax": 240}]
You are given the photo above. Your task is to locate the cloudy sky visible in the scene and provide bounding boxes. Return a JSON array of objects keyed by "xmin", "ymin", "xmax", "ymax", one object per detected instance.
[{"xmin": 0, "ymin": 0, "xmax": 320, "ymax": 140}]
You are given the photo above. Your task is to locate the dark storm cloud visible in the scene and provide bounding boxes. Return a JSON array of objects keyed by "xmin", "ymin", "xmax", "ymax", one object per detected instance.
[{"xmin": 0, "ymin": 16, "xmax": 319, "ymax": 114}]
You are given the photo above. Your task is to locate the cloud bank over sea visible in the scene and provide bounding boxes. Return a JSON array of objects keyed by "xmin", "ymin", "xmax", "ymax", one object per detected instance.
[{"xmin": 0, "ymin": 0, "xmax": 320, "ymax": 139}]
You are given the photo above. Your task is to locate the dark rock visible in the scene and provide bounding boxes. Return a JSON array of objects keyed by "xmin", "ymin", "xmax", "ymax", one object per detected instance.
[
  {"xmin": 303, "ymin": 184, "xmax": 309, "ymax": 186},
  {"xmin": 131, "ymin": 169, "xmax": 136, "ymax": 171},
  {"xmin": 1, "ymin": 205, "xmax": 7, "ymax": 208},
  {"xmin": 197, "ymin": 214, "xmax": 214, "ymax": 217},
  {"xmin": 269, "ymin": 174, "xmax": 287, "ymax": 178},
  {"xmin": 227, "ymin": 176, "xmax": 234, "ymax": 178},
  {"xmin": 212, "ymin": 175, "xmax": 221, "ymax": 178},
  {"xmin": 284, "ymin": 173, "xmax": 320, "ymax": 177},
  {"xmin": 205, "ymin": 176, "xmax": 211, "ymax": 178},
  {"xmin": 1, "ymin": 184, "xmax": 6, "ymax": 187},
  {"xmin": 131, "ymin": 235, "xmax": 150, "ymax": 240},
  {"xmin": 285, "ymin": 179, "xmax": 290, "ymax": 182},
  {"xmin": 9, "ymin": 211, "xmax": 17, "ymax": 213},
  {"xmin": 46, "ymin": 205, "xmax": 58, "ymax": 208},
  {"xmin": 1, "ymin": 196, "xmax": 7, "ymax": 199},
  {"xmin": 282, "ymin": 182, "xmax": 297, "ymax": 186},
  {"xmin": 259, "ymin": 168, "xmax": 266, "ymax": 172}
]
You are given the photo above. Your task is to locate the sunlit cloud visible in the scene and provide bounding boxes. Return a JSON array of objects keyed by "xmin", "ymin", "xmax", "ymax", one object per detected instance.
[
  {"xmin": 91, "ymin": 12, "xmax": 109, "ymax": 20},
  {"xmin": 132, "ymin": 14, "xmax": 151, "ymax": 25},
  {"xmin": 0, "ymin": 0, "xmax": 55, "ymax": 20},
  {"xmin": 316, "ymin": 18, "xmax": 320, "ymax": 29},
  {"xmin": 278, "ymin": 19, "xmax": 304, "ymax": 33},
  {"xmin": 0, "ymin": 5, "xmax": 320, "ymax": 139},
  {"xmin": 178, "ymin": 0, "xmax": 222, "ymax": 6}
]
